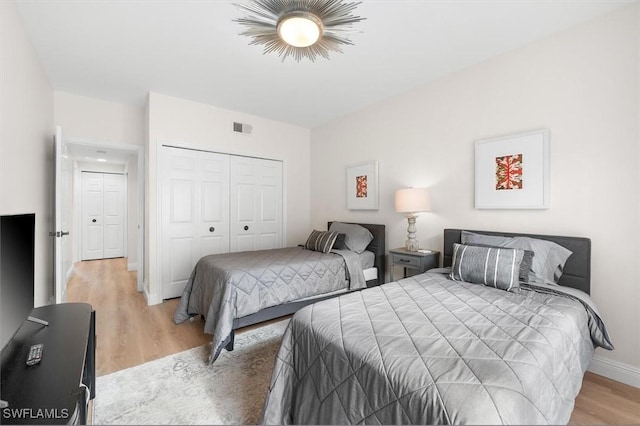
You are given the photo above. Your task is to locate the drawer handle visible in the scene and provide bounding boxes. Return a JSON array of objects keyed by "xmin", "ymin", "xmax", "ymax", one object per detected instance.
[
  {"xmin": 399, "ymin": 259, "xmax": 411, "ymax": 263},
  {"xmin": 244, "ymin": 226, "xmax": 249, "ymax": 231},
  {"xmin": 209, "ymin": 227, "xmax": 215, "ymax": 233}
]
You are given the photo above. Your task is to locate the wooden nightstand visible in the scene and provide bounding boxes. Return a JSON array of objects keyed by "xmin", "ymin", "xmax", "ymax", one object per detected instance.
[{"xmin": 389, "ymin": 248, "xmax": 440, "ymax": 281}]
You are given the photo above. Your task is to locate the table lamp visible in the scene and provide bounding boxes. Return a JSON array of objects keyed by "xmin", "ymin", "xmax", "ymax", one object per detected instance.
[{"xmin": 395, "ymin": 187, "xmax": 430, "ymax": 252}]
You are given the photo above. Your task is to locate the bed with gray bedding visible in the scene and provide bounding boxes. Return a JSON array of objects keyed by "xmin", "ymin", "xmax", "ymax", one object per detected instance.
[
  {"xmin": 261, "ymin": 229, "xmax": 613, "ymax": 425},
  {"xmin": 173, "ymin": 222, "xmax": 386, "ymax": 364}
]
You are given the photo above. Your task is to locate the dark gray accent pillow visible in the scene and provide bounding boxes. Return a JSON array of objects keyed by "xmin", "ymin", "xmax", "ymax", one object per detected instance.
[
  {"xmin": 449, "ymin": 243, "xmax": 525, "ymax": 292},
  {"xmin": 332, "ymin": 233, "xmax": 347, "ymax": 250},
  {"xmin": 304, "ymin": 230, "xmax": 339, "ymax": 254},
  {"xmin": 328, "ymin": 222, "xmax": 373, "ymax": 254}
]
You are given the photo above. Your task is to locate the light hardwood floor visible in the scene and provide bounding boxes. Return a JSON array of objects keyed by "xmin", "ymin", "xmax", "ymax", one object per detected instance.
[{"xmin": 67, "ymin": 258, "xmax": 640, "ymax": 425}]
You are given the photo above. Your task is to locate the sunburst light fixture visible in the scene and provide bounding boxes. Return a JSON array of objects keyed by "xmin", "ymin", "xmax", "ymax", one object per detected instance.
[{"xmin": 234, "ymin": 0, "xmax": 365, "ymax": 62}]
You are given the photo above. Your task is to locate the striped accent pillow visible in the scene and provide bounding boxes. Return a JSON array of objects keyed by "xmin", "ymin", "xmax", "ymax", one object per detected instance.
[
  {"xmin": 449, "ymin": 243, "xmax": 525, "ymax": 291},
  {"xmin": 304, "ymin": 230, "xmax": 339, "ymax": 254}
]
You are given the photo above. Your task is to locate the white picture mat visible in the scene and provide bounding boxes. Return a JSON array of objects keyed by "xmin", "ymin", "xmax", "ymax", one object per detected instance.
[
  {"xmin": 475, "ymin": 129, "xmax": 550, "ymax": 209},
  {"xmin": 347, "ymin": 161, "xmax": 379, "ymax": 210}
]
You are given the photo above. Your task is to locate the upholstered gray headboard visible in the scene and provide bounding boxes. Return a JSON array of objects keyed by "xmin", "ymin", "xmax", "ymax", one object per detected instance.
[{"xmin": 443, "ymin": 229, "xmax": 591, "ymax": 294}]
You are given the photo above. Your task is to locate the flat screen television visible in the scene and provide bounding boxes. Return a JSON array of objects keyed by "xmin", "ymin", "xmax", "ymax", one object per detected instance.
[{"xmin": 0, "ymin": 214, "xmax": 35, "ymax": 352}]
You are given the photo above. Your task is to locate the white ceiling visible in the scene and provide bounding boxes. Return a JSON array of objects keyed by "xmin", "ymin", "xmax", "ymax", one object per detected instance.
[{"xmin": 16, "ymin": 0, "xmax": 631, "ymax": 129}]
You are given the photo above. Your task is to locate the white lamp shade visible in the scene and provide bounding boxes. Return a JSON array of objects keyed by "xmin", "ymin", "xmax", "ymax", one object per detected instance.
[{"xmin": 395, "ymin": 187, "xmax": 430, "ymax": 213}]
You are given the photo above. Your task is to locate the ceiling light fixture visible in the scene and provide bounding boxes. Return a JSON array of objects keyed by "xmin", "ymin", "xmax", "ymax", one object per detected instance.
[{"xmin": 234, "ymin": 0, "xmax": 365, "ymax": 62}]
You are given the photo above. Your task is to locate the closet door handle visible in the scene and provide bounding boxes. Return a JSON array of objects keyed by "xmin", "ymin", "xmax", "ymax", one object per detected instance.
[
  {"xmin": 244, "ymin": 226, "xmax": 249, "ymax": 231},
  {"xmin": 209, "ymin": 227, "xmax": 215, "ymax": 233}
]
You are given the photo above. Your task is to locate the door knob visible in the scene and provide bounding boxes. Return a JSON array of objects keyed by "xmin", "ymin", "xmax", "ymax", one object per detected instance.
[
  {"xmin": 209, "ymin": 227, "xmax": 215, "ymax": 232},
  {"xmin": 244, "ymin": 226, "xmax": 249, "ymax": 231},
  {"xmin": 92, "ymin": 219, "xmax": 97, "ymax": 223}
]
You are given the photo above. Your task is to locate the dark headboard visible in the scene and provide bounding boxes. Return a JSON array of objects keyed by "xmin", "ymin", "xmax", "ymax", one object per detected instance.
[
  {"xmin": 328, "ymin": 222, "xmax": 386, "ymax": 286},
  {"xmin": 443, "ymin": 229, "xmax": 591, "ymax": 294}
]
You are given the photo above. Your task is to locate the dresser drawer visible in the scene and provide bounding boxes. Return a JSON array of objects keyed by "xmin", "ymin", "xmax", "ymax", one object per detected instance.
[{"xmin": 391, "ymin": 253, "xmax": 421, "ymax": 268}]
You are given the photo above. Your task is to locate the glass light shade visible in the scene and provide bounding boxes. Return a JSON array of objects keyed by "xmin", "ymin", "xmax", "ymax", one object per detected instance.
[
  {"xmin": 277, "ymin": 13, "xmax": 322, "ymax": 48},
  {"xmin": 395, "ymin": 188, "xmax": 431, "ymax": 213}
]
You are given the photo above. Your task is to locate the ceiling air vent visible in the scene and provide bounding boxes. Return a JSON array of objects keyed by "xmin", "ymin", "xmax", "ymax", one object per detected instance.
[{"xmin": 233, "ymin": 122, "xmax": 252, "ymax": 135}]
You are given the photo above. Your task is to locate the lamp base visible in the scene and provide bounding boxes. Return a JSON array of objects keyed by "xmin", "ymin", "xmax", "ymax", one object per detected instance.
[
  {"xmin": 405, "ymin": 239, "xmax": 420, "ymax": 252},
  {"xmin": 404, "ymin": 214, "xmax": 420, "ymax": 252}
]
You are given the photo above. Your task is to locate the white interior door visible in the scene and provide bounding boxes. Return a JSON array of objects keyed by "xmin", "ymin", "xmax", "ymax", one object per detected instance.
[
  {"xmin": 54, "ymin": 127, "xmax": 63, "ymax": 303},
  {"xmin": 255, "ymin": 158, "xmax": 283, "ymax": 249},
  {"xmin": 230, "ymin": 157, "xmax": 257, "ymax": 252},
  {"xmin": 230, "ymin": 157, "xmax": 282, "ymax": 252},
  {"xmin": 161, "ymin": 148, "xmax": 199, "ymax": 299},
  {"xmin": 103, "ymin": 174, "xmax": 125, "ymax": 258},
  {"xmin": 53, "ymin": 126, "xmax": 71, "ymax": 303},
  {"xmin": 81, "ymin": 172, "xmax": 125, "ymax": 261},
  {"xmin": 199, "ymin": 152, "xmax": 230, "ymax": 256},
  {"xmin": 161, "ymin": 147, "xmax": 230, "ymax": 299},
  {"xmin": 82, "ymin": 172, "xmax": 104, "ymax": 260}
]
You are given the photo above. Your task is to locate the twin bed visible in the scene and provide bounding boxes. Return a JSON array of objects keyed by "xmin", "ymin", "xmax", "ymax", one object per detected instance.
[
  {"xmin": 173, "ymin": 225, "xmax": 613, "ymax": 425},
  {"xmin": 173, "ymin": 222, "xmax": 385, "ymax": 363},
  {"xmin": 261, "ymin": 228, "xmax": 613, "ymax": 425}
]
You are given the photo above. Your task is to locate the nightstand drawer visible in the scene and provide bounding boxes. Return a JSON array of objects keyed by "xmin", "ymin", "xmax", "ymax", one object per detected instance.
[{"xmin": 391, "ymin": 254, "xmax": 421, "ymax": 268}]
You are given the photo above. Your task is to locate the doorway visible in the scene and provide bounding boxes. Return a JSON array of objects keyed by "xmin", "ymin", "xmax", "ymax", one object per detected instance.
[{"xmin": 64, "ymin": 139, "xmax": 144, "ymax": 292}]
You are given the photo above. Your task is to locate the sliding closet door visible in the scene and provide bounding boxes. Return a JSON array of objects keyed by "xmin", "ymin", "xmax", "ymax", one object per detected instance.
[
  {"xmin": 199, "ymin": 153, "xmax": 230, "ymax": 255},
  {"xmin": 229, "ymin": 156, "xmax": 283, "ymax": 252},
  {"xmin": 160, "ymin": 147, "xmax": 230, "ymax": 299}
]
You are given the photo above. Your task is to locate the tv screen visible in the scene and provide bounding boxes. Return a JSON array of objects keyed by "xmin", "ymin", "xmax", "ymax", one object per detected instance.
[{"xmin": 0, "ymin": 214, "xmax": 35, "ymax": 351}]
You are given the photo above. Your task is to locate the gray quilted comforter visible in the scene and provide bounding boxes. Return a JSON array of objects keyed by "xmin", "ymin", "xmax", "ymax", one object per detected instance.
[
  {"xmin": 262, "ymin": 271, "xmax": 613, "ymax": 425},
  {"xmin": 173, "ymin": 246, "xmax": 366, "ymax": 363}
]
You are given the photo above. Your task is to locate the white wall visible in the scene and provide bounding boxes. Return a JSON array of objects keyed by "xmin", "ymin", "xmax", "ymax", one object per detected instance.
[
  {"xmin": 310, "ymin": 5, "xmax": 640, "ymax": 382},
  {"xmin": 54, "ymin": 92, "xmax": 143, "ymax": 268},
  {"xmin": 54, "ymin": 92, "xmax": 145, "ymax": 146},
  {"xmin": 0, "ymin": 1, "xmax": 54, "ymax": 306},
  {"xmin": 146, "ymin": 92, "xmax": 311, "ymax": 304}
]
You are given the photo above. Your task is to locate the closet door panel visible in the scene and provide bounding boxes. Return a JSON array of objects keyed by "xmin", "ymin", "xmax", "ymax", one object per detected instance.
[
  {"xmin": 170, "ymin": 237, "xmax": 195, "ymax": 285},
  {"xmin": 103, "ymin": 174, "xmax": 125, "ymax": 258},
  {"xmin": 230, "ymin": 156, "xmax": 282, "ymax": 252},
  {"xmin": 199, "ymin": 152, "xmax": 230, "ymax": 256},
  {"xmin": 161, "ymin": 147, "xmax": 200, "ymax": 299},
  {"xmin": 161, "ymin": 147, "xmax": 283, "ymax": 299},
  {"xmin": 230, "ymin": 156, "xmax": 257, "ymax": 252},
  {"xmin": 256, "ymin": 159, "xmax": 283, "ymax": 250},
  {"xmin": 82, "ymin": 172, "xmax": 104, "ymax": 261}
]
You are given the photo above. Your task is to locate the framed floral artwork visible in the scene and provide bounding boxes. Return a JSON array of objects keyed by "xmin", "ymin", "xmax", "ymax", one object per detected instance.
[
  {"xmin": 475, "ymin": 129, "xmax": 550, "ymax": 209},
  {"xmin": 347, "ymin": 161, "xmax": 379, "ymax": 210}
]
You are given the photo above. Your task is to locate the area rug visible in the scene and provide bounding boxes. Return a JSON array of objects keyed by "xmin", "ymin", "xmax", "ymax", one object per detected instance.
[{"xmin": 94, "ymin": 319, "xmax": 289, "ymax": 425}]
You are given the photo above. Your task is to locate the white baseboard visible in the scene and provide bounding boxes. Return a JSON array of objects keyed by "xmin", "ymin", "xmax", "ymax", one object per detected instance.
[
  {"xmin": 127, "ymin": 262, "xmax": 138, "ymax": 272},
  {"xmin": 589, "ymin": 354, "xmax": 640, "ymax": 389}
]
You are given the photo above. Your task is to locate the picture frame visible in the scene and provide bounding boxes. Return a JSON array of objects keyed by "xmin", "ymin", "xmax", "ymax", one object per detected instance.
[
  {"xmin": 475, "ymin": 129, "xmax": 550, "ymax": 209},
  {"xmin": 346, "ymin": 160, "xmax": 379, "ymax": 210}
]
